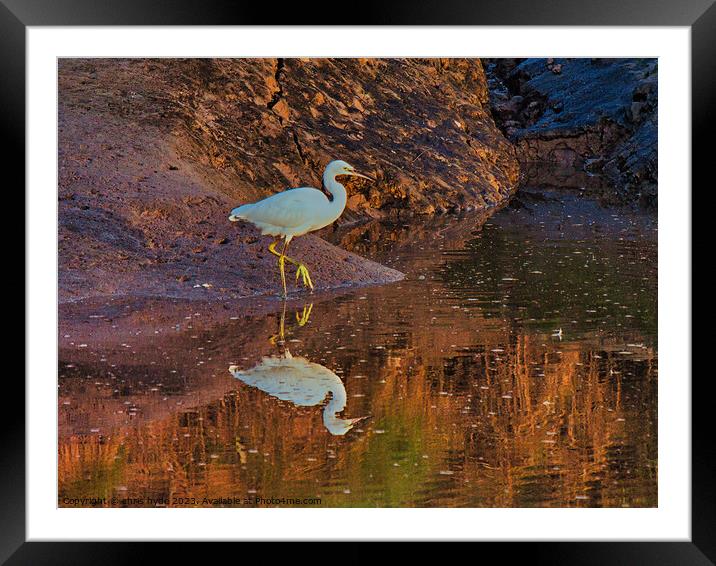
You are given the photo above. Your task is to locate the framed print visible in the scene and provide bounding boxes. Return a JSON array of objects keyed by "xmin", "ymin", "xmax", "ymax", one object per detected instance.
[{"xmin": 9, "ymin": 0, "xmax": 711, "ymax": 562}]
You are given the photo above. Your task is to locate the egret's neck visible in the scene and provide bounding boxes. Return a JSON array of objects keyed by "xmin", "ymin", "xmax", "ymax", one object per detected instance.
[
  {"xmin": 325, "ymin": 380, "xmax": 347, "ymax": 415},
  {"xmin": 321, "ymin": 381, "xmax": 348, "ymax": 431},
  {"xmin": 323, "ymin": 172, "xmax": 348, "ymax": 215}
]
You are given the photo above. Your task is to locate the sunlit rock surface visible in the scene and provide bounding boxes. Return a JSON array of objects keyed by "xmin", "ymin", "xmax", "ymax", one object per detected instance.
[{"xmin": 58, "ymin": 58, "xmax": 519, "ymax": 301}]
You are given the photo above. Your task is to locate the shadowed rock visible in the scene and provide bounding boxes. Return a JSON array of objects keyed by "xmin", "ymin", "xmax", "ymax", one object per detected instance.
[{"xmin": 486, "ymin": 58, "xmax": 657, "ymax": 207}]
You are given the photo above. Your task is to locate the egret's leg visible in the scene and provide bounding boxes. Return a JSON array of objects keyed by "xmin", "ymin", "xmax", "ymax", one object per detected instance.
[
  {"xmin": 280, "ymin": 261, "xmax": 288, "ymax": 298},
  {"xmin": 284, "ymin": 240, "xmax": 314, "ymax": 291},
  {"xmin": 268, "ymin": 240, "xmax": 291, "ymax": 262},
  {"xmin": 277, "ymin": 240, "xmax": 288, "ymax": 298},
  {"xmin": 269, "ymin": 300, "xmax": 288, "ymax": 345},
  {"xmin": 267, "ymin": 239, "xmax": 313, "ymax": 291},
  {"xmin": 269, "ymin": 240, "xmax": 299, "ymax": 267},
  {"xmin": 268, "ymin": 240, "xmax": 291, "ymax": 296}
]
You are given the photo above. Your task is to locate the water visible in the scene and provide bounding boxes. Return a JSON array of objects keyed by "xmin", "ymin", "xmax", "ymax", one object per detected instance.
[{"xmin": 58, "ymin": 188, "xmax": 657, "ymax": 508}]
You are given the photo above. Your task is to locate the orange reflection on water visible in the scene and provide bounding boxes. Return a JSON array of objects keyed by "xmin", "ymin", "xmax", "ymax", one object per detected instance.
[{"xmin": 59, "ymin": 192, "xmax": 657, "ymax": 508}]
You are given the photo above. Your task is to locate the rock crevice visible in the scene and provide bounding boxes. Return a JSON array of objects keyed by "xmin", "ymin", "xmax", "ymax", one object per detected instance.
[
  {"xmin": 161, "ymin": 58, "xmax": 519, "ymax": 218},
  {"xmin": 266, "ymin": 58, "xmax": 286, "ymax": 113},
  {"xmin": 57, "ymin": 58, "xmax": 518, "ymax": 301}
]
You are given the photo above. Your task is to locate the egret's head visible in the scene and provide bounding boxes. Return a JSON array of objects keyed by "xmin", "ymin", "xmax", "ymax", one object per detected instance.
[
  {"xmin": 323, "ymin": 414, "xmax": 370, "ymax": 436},
  {"xmin": 326, "ymin": 159, "xmax": 374, "ymax": 182}
]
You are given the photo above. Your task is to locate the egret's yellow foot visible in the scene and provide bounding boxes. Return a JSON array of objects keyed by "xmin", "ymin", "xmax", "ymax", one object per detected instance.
[
  {"xmin": 295, "ymin": 263, "xmax": 314, "ymax": 291},
  {"xmin": 269, "ymin": 240, "xmax": 310, "ymax": 294},
  {"xmin": 296, "ymin": 303, "xmax": 313, "ymax": 326}
]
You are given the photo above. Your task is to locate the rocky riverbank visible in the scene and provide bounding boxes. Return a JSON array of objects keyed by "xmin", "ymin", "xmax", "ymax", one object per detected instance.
[
  {"xmin": 59, "ymin": 58, "xmax": 519, "ymax": 302},
  {"xmin": 486, "ymin": 58, "xmax": 657, "ymax": 207}
]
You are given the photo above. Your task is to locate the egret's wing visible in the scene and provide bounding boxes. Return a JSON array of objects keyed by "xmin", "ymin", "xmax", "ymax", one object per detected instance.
[
  {"xmin": 237, "ymin": 187, "xmax": 328, "ymax": 229},
  {"xmin": 230, "ymin": 355, "xmax": 338, "ymax": 407}
]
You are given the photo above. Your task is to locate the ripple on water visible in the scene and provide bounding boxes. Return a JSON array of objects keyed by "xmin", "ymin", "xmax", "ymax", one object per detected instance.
[{"xmin": 58, "ymin": 190, "xmax": 657, "ymax": 508}]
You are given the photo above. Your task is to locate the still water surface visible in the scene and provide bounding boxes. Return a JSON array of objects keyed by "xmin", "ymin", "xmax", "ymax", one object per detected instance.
[{"xmin": 59, "ymin": 189, "xmax": 657, "ymax": 507}]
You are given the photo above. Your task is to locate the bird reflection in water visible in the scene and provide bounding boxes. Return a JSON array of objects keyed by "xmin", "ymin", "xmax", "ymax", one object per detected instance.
[{"xmin": 229, "ymin": 301, "xmax": 368, "ymax": 436}]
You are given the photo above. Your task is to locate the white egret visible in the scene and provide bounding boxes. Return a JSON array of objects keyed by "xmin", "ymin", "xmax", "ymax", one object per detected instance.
[
  {"xmin": 228, "ymin": 301, "xmax": 367, "ymax": 436},
  {"xmin": 229, "ymin": 350, "xmax": 367, "ymax": 435},
  {"xmin": 229, "ymin": 160, "xmax": 374, "ymax": 297}
]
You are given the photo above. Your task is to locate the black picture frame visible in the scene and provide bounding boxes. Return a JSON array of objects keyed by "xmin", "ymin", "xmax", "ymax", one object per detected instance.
[{"xmin": 7, "ymin": 0, "xmax": 709, "ymax": 563}]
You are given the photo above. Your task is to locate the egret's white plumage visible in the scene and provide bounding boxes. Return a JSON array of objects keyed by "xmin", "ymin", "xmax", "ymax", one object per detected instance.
[
  {"xmin": 229, "ymin": 350, "xmax": 366, "ymax": 436},
  {"xmin": 230, "ymin": 159, "xmax": 371, "ymax": 239},
  {"xmin": 230, "ymin": 186, "xmax": 341, "ymax": 240},
  {"xmin": 229, "ymin": 160, "xmax": 373, "ymax": 296}
]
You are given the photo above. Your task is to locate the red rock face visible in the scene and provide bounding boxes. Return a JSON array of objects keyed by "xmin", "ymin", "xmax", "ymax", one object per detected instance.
[
  {"xmin": 166, "ymin": 58, "xmax": 519, "ymax": 215},
  {"xmin": 58, "ymin": 58, "xmax": 519, "ymax": 301}
]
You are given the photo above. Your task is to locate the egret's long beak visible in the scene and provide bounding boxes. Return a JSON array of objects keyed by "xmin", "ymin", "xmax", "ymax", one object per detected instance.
[
  {"xmin": 349, "ymin": 171, "xmax": 375, "ymax": 182},
  {"xmin": 348, "ymin": 415, "xmax": 371, "ymax": 427}
]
